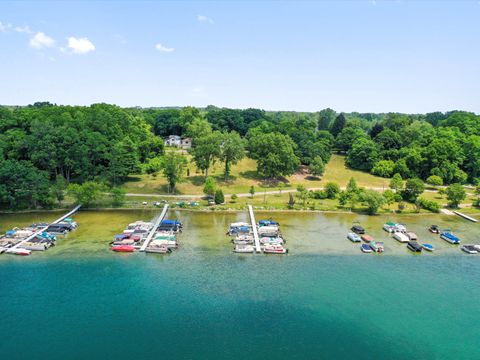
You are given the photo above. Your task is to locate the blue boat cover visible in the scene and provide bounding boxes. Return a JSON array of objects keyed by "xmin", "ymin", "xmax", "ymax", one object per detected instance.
[
  {"xmin": 161, "ymin": 220, "xmax": 182, "ymax": 226},
  {"xmin": 6, "ymin": 230, "xmax": 16, "ymax": 236}
]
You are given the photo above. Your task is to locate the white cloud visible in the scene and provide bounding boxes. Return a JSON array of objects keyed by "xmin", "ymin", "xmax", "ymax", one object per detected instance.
[
  {"xmin": 155, "ymin": 43, "xmax": 174, "ymax": 52},
  {"xmin": 29, "ymin": 32, "xmax": 56, "ymax": 49},
  {"xmin": 0, "ymin": 21, "xmax": 12, "ymax": 32},
  {"xmin": 67, "ymin": 36, "xmax": 95, "ymax": 54},
  {"xmin": 15, "ymin": 25, "xmax": 32, "ymax": 34},
  {"xmin": 197, "ymin": 15, "xmax": 214, "ymax": 24}
]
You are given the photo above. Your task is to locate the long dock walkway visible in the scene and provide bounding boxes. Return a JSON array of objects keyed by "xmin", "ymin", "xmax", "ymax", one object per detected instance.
[
  {"xmin": 140, "ymin": 204, "xmax": 169, "ymax": 252},
  {"xmin": 453, "ymin": 211, "xmax": 478, "ymax": 223},
  {"xmin": 10, "ymin": 204, "xmax": 82, "ymax": 251},
  {"xmin": 248, "ymin": 205, "xmax": 261, "ymax": 253}
]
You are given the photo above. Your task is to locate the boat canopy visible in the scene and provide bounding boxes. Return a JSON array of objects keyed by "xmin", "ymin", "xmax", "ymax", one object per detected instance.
[
  {"xmin": 259, "ymin": 220, "xmax": 279, "ymax": 226},
  {"xmin": 161, "ymin": 220, "xmax": 182, "ymax": 226}
]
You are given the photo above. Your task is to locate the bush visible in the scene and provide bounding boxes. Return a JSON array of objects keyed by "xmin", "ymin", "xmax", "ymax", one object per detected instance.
[
  {"xmin": 415, "ymin": 197, "xmax": 441, "ymax": 213},
  {"xmin": 203, "ymin": 176, "xmax": 216, "ymax": 197},
  {"xmin": 324, "ymin": 182, "xmax": 340, "ymax": 199},
  {"xmin": 214, "ymin": 189, "xmax": 225, "ymax": 204},
  {"xmin": 371, "ymin": 160, "xmax": 395, "ymax": 178},
  {"xmin": 426, "ymin": 175, "xmax": 443, "ymax": 187},
  {"xmin": 311, "ymin": 190, "xmax": 328, "ymax": 199},
  {"xmin": 230, "ymin": 193, "xmax": 238, "ymax": 203}
]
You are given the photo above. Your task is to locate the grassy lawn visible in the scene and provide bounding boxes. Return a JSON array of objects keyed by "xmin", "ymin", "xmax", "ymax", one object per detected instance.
[{"xmin": 120, "ymin": 154, "xmax": 390, "ymax": 195}]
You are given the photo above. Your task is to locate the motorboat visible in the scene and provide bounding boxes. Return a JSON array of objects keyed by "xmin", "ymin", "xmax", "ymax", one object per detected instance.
[
  {"xmin": 440, "ymin": 230, "xmax": 460, "ymax": 244},
  {"xmin": 428, "ymin": 225, "xmax": 440, "ymax": 234},
  {"xmin": 260, "ymin": 237, "xmax": 284, "ymax": 245},
  {"xmin": 406, "ymin": 232, "xmax": 418, "ymax": 241},
  {"xmin": 6, "ymin": 248, "xmax": 31, "ymax": 256},
  {"xmin": 234, "ymin": 245, "xmax": 255, "ymax": 253},
  {"xmin": 407, "ymin": 241, "xmax": 423, "ymax": 252},
  {"xmin": 258, "ymin": 219, "xmax": 279, "ymax": 227},
  {"xmin": 361, "ymin": 244, "xmax": 372, "ymax": 253},
  {"xmin": 361, "ymin": 234, "xmax": 374, "ymax": 243},
  {"xmin": 258, "ymin": 226, "xmax": 279, "ymax": 236},
  {"xmin": 422, "ymin": 243, "xmax": 435, "ymax": 252},
  {"xmin": 369, "ymin": 241, "xmax": 384, "ymax": 252},
  {"xmin": 347, "ymin": 232, "xmax": 362, "ymax": 242},
  {"xmin": 461, "ymin": 245, "xmax": 478, "ymax": 254},
  {"xmin": 111, "ymin": 245, "xmax": 135, "ymax": 252},
  {"xmin": 383, "ymin": 222, "xmax": 397, "ymax": 233},
  {"xmin": 263, "ymin": 244, "xmax": 287, "ymax": 254},
  {"xmin": 351, "ymin": 223, "xmax": 365, "ymax": 234},
  {"xmin": 145, "ymin": 244, "xmax": 171, "ymax": 254},
  {"xmin": 150, "ymin": 239, "xmax": 177, "ymax": 249},
  {"xmin": 395, "ymin": 223, "xmax": 407, "ymax": 233},
  {"xmin": 393, "ymin": 231, "xmax": 409, "ymax": 243}
]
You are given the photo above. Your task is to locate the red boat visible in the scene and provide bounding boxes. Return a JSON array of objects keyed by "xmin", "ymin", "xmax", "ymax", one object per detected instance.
[
  {"xmin": 361, "ymin": 234, "xmax": 374, "ymax": 243},
  {"xmin": 111, "ymin": 245, "xmax": 135, "ymax": 252}
]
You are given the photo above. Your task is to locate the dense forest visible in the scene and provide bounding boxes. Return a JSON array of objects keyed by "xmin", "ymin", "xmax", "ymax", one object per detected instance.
[{"xmin": 1, "ymin": 102, "xmax": 479, "ymax": 210}]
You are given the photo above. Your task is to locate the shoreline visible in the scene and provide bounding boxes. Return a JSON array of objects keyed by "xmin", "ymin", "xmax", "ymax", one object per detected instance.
[{"xmin": 0, "ymin": 206, "xmax": 458, "ymax": 216}]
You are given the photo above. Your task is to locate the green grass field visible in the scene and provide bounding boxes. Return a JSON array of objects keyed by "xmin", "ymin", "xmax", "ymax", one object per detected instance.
[{"xmin": 121, "ymin": 154, "xmax": 390, "ymax": 195}]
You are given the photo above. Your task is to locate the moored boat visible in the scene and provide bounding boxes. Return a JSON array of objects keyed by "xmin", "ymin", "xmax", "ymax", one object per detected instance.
[
  {"xmin": 383, "ymin": 222, "xmax": 397, "ymax": 233},
  {"xmin": 440, "ymin": 230, "xmax": 461, "ymax": 244},
  {"xmin": 422, "ymin": 243, "xmax": 435, "ymax": 252},
  {"xmin": 428, "ymin": 225, "xmax": 440, "ymax": 234},
  {"xmin": 111, "ymin": 245, "xmax": 135, "ymax": 252},
  {"xmin": 6, "ymin": 248, "xmax": 31, "ymax": 256},
  {"xmin": 361, "ymin": 234, "xmax": 374, "ymax": 243},
  {"xmin": 406, "ymin": 232, "xmax": 418, "ymax": 241},
  {"xmin": 351, "ymin": 222, "xmax": 365, "ymax": 234},
  {"xmin": 461, "ymin": 245, "xmax": 478, "ymax": 254},
  {"xmin": 347, "ymin": 232, "xmax": 362, "ymax": 242},
  {"xmin": 407, "ymin": 241, "xmax": 423, "ymax": 252},
  {"xmin": 234, "ymin": 245, "xmax": 255, "ymax": 253},
  {"xmin": 393, "ymin": 231, "xmax": 409, "ymax": 243},
  {"xmin": 360, "ymin": 244, "xmax": 372, "ymax": 253},
  {"xmin": 263, "ymin": 244, "xmax": 287, "ymax": 254},
  {"xmin": 369, "ymin": 241, "xmax": 384, "ymax": 252},
  {"xmin": 145, "ymin": 244, "xmax": 171, "ymax": 254}
]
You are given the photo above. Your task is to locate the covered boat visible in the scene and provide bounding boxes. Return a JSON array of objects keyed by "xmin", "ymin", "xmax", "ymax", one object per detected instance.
[
  {"xmin": 351, "ymin": 223, "xmax": 365, "ymax": 234},
  {"xmin": 260, "ymin": 237, "xmax": 284, "ymax": 245},
  {"xmin": 393, "ymin": 231, "xmax": 409, "ymax": 243},
  {"xmin": 361, "ymin": 234, "xmax": 374, "ymax": 243},
  {"xmin": 461, "ymin": 245, "xmax": 478, "ymax": 254},
  {"xmin": 234, "ymin": 245, "xmax": 255, "ymax": 253},
  {"xmin": 440, "ymin": 230, "xmax": 460, "ymax": 244},
  {"xmin": 263, "ymin": 244, "xmax": 287, "ymax": 254},
  {"xmin": 369, "ymin": 241, "xmax": 384, "ymax": 252},
  {"xmin": 383, "ymin": 222, "xmax": 397, "ymax": 233},
  {"xmin": 361, "ymin": 244, "xmax": 372, "ymax": 253},
  {"xmin": 258, "ymin": 220, "xmax": 279, "ymax": 227},
  {"xmin": 407, "ymin": 241, "xmax": 423, "ymax": 252},
  {"xmin": 145, "ymin": 244, "xmax": 171, "ymax": 254},
  {"xmin": 347, "ymin": 232, "xmax": 362, "ymax": 242},
  {"xmin": 428, "ymin": 225, "xmax": 440, "ymax": 234},
  {"xmin": 111, "ymin": 245, "xmax": 135, "ymax": 252},
  {"xmin": 406, "ymin": 232, "xmax": 418, "ymax": 241}
]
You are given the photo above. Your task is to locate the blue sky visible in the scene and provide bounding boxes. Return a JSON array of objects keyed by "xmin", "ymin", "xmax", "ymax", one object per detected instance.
[{"xmin": 0, "ymin": 1, "xmax": 479, "ymax": 113}]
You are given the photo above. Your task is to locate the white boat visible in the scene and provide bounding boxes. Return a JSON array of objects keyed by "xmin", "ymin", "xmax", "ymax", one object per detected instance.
[
  {"xmin": 233, "ymin": 238, "xmax": 254, "ymax": 245},
  {"xmin": 393, "ymin": 231, "xmax": 409, "ymax": 243},
  {"xmin": 6, "ymin": 248, "xmax": 31, "ymax": 256},
  {"xmin": 260, "ymin": 237, "xmax": 284, "ymax": 245},
  {"xmin": 383, "ymin": 222, "xmax": 397, "ymax": 233},
  {"xmin": 406, "ymin": 232, "xmax": 418, "ymax": 241},
  {"xmin": 145, "ymin": 244, "xmax": 171, "ymax": 254},
  {"xmin": 347, "ymin": 232, "xmax": 362, "ymax": 242},
  {"xmin": 258, "ymin": 226, "xmax": 279, "ymax": 236},
  {"xmin": 150, "ymin": 239, "xmax": 177, "ymax": 248},
  {"xmin": 234, "ymin": 245, "xmax": 255, "ymax": 253},
  {"xmin": 22, "ymin": 242, "xmax": 48, "ymax": 251},
  {"xmin": 263, "ymin": 244, "xmax": 287, "ymax": 254},
  {"xmin": 461, "ymin": 245, "xmax": 478, "ymax": 254}
]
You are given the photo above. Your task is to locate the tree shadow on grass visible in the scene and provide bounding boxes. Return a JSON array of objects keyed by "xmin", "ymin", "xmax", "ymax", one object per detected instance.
[
  {"xmin": 305, "ymin": 175, "xmax": 321, "ymax": 181},
  {"xmin": 124, "ymin": 175, "xmax": 143, "ymax": 183},
  {"xmin": 187, "ymin": 175, "xmax": 205, "ymax": 186},
  {"xmin": 239, "ymin": 170, "xmax": 261, "ymax": 180}
]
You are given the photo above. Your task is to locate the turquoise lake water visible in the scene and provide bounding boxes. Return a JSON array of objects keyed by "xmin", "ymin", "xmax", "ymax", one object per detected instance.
[{"xmin": 1, "ymin": 210, "xmax": 479, "ymax": 359}]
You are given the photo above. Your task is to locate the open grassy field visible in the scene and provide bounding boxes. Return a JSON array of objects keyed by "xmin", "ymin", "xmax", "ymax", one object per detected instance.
[{"xmin": 120, "ymin": 154, "xmax": 391, "ymax": 195}]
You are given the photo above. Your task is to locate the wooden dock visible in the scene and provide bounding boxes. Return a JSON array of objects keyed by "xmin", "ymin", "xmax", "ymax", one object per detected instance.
[
  {"xmin": 248, "ymin": 205, "xmax": 261, "ymax": 253},
  {"xmin": 453, "ymin": 211, "xmax": 478, "ymax": 223},
  {"xmin": 139, "ymin": 204, "xmax": 169, "ymax": 252},
  {"xmin": 9, "ymin": 205, "xmax": 82, "ymax": 251}
]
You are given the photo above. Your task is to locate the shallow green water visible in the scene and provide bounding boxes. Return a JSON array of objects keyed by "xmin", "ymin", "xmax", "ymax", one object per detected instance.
[{"xmin": 0, "ymin": 210, "xmax": 479, "ymax": 359}]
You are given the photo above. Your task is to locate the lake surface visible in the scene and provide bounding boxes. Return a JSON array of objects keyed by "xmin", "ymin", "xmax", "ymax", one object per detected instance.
[{"xmin": 1, "ymin": 210, "xmax": 479, "ymax": 359}]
